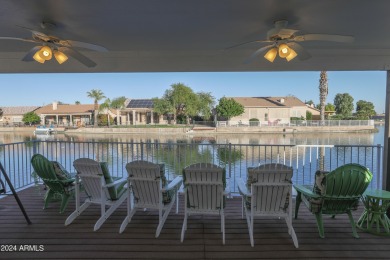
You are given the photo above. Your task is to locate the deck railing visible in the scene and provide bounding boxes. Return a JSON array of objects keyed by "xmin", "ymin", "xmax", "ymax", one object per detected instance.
[{"xmin": 0, "ymin": 140, "xmax": 383, "ymax": 193}]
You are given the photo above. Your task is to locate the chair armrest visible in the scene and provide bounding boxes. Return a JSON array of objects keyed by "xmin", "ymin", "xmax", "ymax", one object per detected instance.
[
  {"xmin": 237, "ymin": 178, "xmax": 251, "ymax": 197},
  {"xmin": 104, "ymin": 177, "xmax": 127, "ymax": 188},
  {"xmin": 293, "ymin": 184, "xmax": 320, "ymax": 199},
  {"xmin": 164, "ymin": 176, "xmax": 183, "ymax": 191}
]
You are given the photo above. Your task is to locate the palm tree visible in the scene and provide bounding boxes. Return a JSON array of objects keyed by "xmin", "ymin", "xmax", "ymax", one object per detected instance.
[
  {"xmin": 87, "ymin": 89, "xmax": 106, "ymax": 127},
  {"xmin": 319, "ymin": 71, "xmax": 328, "ymax": 122},
  {"xmin": 110, "ymin": 96, "xmax": 127, "ymax": 125},
  {"xmin": 99, "ymin": 98, "xmax": 112, "ymax": 127}
]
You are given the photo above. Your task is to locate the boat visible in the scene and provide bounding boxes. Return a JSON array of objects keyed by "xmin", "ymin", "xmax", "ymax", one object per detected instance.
[{"xmin": 34, "ymin": 125, "xmax": 55, "ymax": 135}]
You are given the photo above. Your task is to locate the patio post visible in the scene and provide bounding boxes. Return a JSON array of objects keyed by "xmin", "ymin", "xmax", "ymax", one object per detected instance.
[{"xmin": 383, "ymin": 71, "xmax": 390, "ymax": 217}]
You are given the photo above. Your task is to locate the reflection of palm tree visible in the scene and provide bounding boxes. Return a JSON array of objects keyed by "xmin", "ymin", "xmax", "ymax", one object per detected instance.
[{"xmin": 318, "ymin": 146, "xmax": 325, "ymax": 171}]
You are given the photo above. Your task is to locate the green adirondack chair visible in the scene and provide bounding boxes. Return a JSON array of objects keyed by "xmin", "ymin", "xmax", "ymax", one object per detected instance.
[
  {"xmin": 31, "ymin": 154, "xmax": 75, "ymax": 213},
  {"xmin": 294, "ymin": 163, "xmax": 373, "ymax": 238}
]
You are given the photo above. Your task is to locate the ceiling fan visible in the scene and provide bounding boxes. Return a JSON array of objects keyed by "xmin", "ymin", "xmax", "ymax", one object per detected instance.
[
  {"xmin": 0, "ymin": 22, "xmax": 108, "ymax": 67},
  {"xmin": 226, "ymin": 20, "xmax": 354, "ymax": 63}
]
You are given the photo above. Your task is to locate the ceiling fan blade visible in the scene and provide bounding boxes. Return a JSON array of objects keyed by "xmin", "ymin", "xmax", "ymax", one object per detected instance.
[
  {"xmin": 21, "ymin": 46, "xmax": 42, "ymax": 61},
  {"xmin": 59, "ymin": 47, "xmax": 97, "ymax": 68},
  {"xmin": 267, "ymin": 28, "xmax": 299, "ymax": 40},
  {"xmin": 58, "ymin": 40, "xmax": 108, "ymax": 52},
  {"xmin": 16, "ymin": 25, "xmax": 51, "ymax": 41},
  {"xmin": 287, "ymin": 42, "xmax": 311, "ymax": 61},
  {"xmin": 0, "ymin": 37, "xmax": 36, "ymax": 43},
  {"xmin": 225, "ymin": 40, "xmax": 272, "ymax": 50},
  {"xmin": 244, "ymin": 45, "xmax": 274, "ymax": 64},
  {"xmin": 294, "ymin": 34, "xmax": 354, "ymax": 43}
]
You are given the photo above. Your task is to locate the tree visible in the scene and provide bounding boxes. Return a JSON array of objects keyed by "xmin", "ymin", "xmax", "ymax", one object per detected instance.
[
  {"xmin": 325, "ymin": 103, "xmax": 335, "ymax": 112},
  {"xmin": 110, "ymin": 96, "xmax": 127, "ymax": 125},
  {"xmin": 152, "ymin": 97, "xmax": 174, "ymax": 122},
  {"xmin": 319, "ymin": 71, "xmax": 328, "ymax": 121},
  {"xmin": 75, "ymin": 101, "xmax": 81, "ymax": 105},
  {"xmin": 196, "ymin": 92, "xmax": 215, "ymax": 120},
  {"xmin": 99, "ymin": 98, "xmax": 112, "ymax": 126},
  {"xmin": 22, "ymin": 112, "xmax": 40, "ymax": 125},
  {"xmin": 334, "ymin": 93, "xmax": 354, "ymax": 118},
  {"xmin": 163, "ymin": 83, "xmax": 199, "ymax": 124},
  {"xmin": 356, "ymin": 100, "xmax": 376, "ymax": 119},
  {"xmin": 87, "ymin": 89, "xmax": 106, "ymax": 127},
  {"xmin": 306, "ymin": 100, "xmax": 315, "ymax": 106},
  {"xmin": 215, "ymin": 97, "xmax": 244, "ymax": 122},
  {"xmin": 306, "ymin": 111, "xmax": 313, "ymax": 120},
  {"xmin": 0, "ymin": 108, "xmax": 3, "ymax": 118}
]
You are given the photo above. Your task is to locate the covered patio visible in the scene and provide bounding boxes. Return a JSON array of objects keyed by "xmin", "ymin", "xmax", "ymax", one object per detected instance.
[
  {"xmin": 1, "ymin": 1, "xmax": 390, "ymax": 259},
  {"xmin": 1, "ymin": 187, "xmax": 390, "ymax": 259}
]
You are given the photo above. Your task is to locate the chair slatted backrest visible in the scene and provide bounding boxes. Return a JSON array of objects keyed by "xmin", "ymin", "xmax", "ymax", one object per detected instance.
[
  {"xmin": 31, "ymin": 154, "xmax": 66, "ymax": 194},
  {"xmin": 248, "ymin": 163, "xmax": 293, "ymax": 214},
  {"xmin": 183, "ymin": 163, "xmax": 225, "ymax": 211},
  {"xmin": 126, "ymin": 161, "xmax": 161, "ymax": 207},
  {"xmin": 322, "ymin": 163, "xmax": 372, "ymax": 212},
  {"xmin": 73, "ymin": 158, "xmax": 109, "ymax": 202}
]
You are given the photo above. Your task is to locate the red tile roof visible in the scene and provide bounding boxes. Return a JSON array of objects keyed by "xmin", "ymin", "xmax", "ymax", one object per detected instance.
[{"xmin": 35, "ymin": 104, "xmax": 95, "ymax": 115}]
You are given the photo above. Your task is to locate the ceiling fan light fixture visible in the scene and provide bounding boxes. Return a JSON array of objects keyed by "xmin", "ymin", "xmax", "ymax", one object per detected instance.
[
  {"xmin": 278, "ymin": 44, "xmax": 291, "ymax": 58},
  {"xmin": 33, "ymin": 50, "xmax": 45, "ymax": 63},
  {"xmin": 54, "ymin": 50, "xmax": 68, "ymax": 64},
  {"xmin": 264, "ymin": 47, "xmax": 278, "ymax": 62},
  {"xmin": 286, "ymin": 48, "xmax": 298, "ymax": 62},
  {"xmin": 38, "ymin": 46, "xmax": 52, "ymax": 61}
]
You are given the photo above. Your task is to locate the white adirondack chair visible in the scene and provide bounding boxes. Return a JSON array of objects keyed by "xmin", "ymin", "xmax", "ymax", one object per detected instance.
[
  {"xmin": 181, "ymin": 163, "xmax": 227, "ymax": 244},
  {"xmin": 65, "ymin": 158, "xmax": 128, "ymax": 231},
  {"xmin": 237, "ymin": 163, "xmax": 298, "ymax": 248},
  {"xmin": 119, "ymin": 160, "xmax": 182, "ymax": 237}
]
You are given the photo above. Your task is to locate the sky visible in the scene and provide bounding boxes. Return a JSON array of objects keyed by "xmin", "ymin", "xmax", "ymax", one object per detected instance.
[{"xmin": 0, "ymin": 71, "xmax": 386, "ymax": 113}]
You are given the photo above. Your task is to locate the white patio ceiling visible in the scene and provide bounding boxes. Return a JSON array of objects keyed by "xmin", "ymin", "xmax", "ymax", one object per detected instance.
[{"xmin": 0, "ymin": 0, "xmax": 390, "ymax": 73}]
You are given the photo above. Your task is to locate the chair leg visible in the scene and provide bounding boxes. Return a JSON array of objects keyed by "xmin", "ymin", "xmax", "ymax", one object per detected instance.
[
  {"xmin": 294, "ymin": 192, "xmax": 302, "ymax": 219},
  {"xmin": 244, "ymin": 209, "xmax": 254, "ymax": 247},
  {"xmin": 241, "ymin": 196, "xmax": 244, "ymax": 219},
  {"xmin": 221, "ymin": 211, "xmax": 225, "ymax": 245},
  {"xmin": 285, "ymin": 216, "xmax": 299, "ymax": 248},
  {"xmin": 181, "ymin": 212, "xmax": 188, "ymax": 242},
  {"xmin": 94, "ymin": 194, "xmax": 127, "ymax": 231},
  {"xmin": 314, "ymin": 213, "xmax": 325, "ymax": 238},
  {"xmin": 347, "ymin": 210, "xmax": 359, "ymax": 238},
  {"xmin": 65, "ymin": 199, "xmax": 91, "ymax": 226},
  {"xmin": 119, "ymin": 207, "xmax": 137, "ymax": 234},
  {"xmin": 59, "ymin": 194, "xmax": 71, "ymax": 213},
  {"xmin": 43, "ymin": 189, "xmax": 55, "ymax": 209},
  {"xmin": 156, "ymin": 200, "xmax": 175, "ymax": 238}
]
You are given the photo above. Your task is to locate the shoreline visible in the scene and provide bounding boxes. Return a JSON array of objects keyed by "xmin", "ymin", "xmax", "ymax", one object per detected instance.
[{"xmin": 0, "ymin": 125, "xmax": 378, "ymax": 135}]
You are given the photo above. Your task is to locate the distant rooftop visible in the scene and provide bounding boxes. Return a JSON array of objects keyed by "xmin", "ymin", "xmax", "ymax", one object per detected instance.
[
  {"xmin": 35, "ymin": 104, "xmax": 95, "ymax": 114},
  {"xmin": 230, "ymin": 96, "xmax": 306, "ymax": 107},
  {"xmin": 1, "ymin": 106, "xmax": 40, "ymax": 115}
]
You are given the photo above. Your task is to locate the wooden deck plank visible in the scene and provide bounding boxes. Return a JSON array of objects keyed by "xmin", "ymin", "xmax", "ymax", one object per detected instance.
[{"xmin": 1, "ymin": 186, "xmax": 390, "ymax": 259}]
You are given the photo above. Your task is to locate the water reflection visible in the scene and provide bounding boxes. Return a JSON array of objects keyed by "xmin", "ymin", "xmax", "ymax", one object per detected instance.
[{"xmin": 0, "ymin": 125, "xmax": 383, "ymax": 146}]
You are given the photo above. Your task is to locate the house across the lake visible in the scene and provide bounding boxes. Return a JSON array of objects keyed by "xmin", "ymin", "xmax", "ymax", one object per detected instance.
[
  {"xmin": 229, "ymin": 96, "xmax": 320, "ymax": 124},
  {"xmin": 0, "ymin": 106, "xmax": 40, "ymax": 126},
  {"xmin": 34, "ymin": 102, "xmax": 94, "ymax": 126}
]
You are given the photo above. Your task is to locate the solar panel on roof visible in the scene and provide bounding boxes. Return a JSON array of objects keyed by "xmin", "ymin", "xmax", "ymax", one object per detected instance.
[{"xmin": 127, "ymin": 99, "xmax": 153, "ymax": 108}]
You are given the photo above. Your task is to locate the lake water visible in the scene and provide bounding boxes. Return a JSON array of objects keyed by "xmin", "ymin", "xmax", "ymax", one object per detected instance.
[{"xmin": 0, "ymin": 125, "xmax": 385, "ymax": 146}]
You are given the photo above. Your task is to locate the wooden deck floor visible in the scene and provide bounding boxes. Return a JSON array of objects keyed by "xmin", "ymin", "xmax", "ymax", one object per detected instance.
[{"xmin": 1, "ymin": 186, "xmax": 390, "ymax": 259}]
